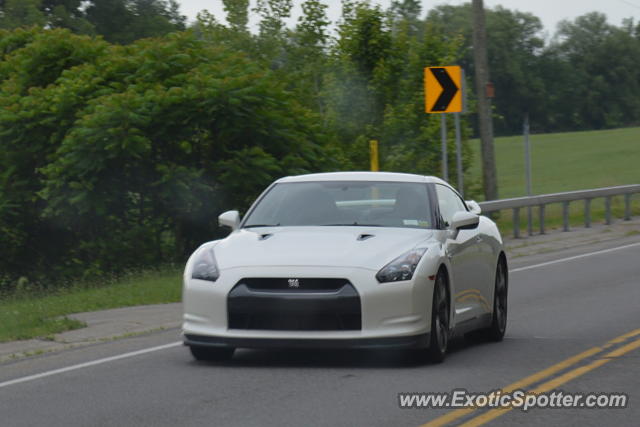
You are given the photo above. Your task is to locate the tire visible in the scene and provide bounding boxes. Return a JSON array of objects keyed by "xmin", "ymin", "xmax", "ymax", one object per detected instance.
[
  {"xmin": 486, "ymin": 258, "xmax": 508, "ymax": 341},
  {"xmin": 189, "ymin": 346, "xmax": 235, "ymax": 362},
  {"xmin": 427, "ymin": 270, "xmax": 450, "ymax": 363}
]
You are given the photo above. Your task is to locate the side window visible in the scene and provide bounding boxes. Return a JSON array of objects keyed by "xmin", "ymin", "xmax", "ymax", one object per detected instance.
[{"xmin": 435, "ymin": 184, "xmax": 467, "ymax": 226}]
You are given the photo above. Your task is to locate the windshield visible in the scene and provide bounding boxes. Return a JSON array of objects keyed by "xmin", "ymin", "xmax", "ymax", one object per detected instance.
[{"xmin": 243, "ymin": 181, "xmax": 434, "ymax": 229}]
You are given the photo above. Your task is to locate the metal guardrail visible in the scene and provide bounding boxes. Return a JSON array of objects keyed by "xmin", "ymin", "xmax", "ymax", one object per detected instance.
[{"xmin": 478, "ymin": 184, "xmax": 640, "ymax": 238}]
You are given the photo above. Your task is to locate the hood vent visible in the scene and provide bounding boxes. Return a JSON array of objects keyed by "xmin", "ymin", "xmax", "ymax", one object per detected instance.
[
  {"xmin": 259, "ymin": 233, "xmax": 273, "ymax": 241},
  {"xmin": 357, "ymin": 233, "xmax": 375, "ymax": 241}
]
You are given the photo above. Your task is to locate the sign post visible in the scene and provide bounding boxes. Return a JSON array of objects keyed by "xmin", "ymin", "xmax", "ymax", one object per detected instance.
[
  {"xmin": 425, "ymin": 66, "xmax": 464, "ymax": 187},
  {"xmin": 454, "ymin": 112, "xmax": 463, "ymax": 196},
  {"xmin": 524, "ymin": 114, "xmax": 532, "ymax": 235},
  {"xmin": 440, "ymin": 115, "xmax": 448, "ymax": 181}
]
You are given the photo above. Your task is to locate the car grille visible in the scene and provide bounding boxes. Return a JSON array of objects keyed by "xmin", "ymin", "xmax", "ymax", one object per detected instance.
[
  {"xmin": 227, "ymin": 278, "xmax": 361, "ymax": 331},
  {"xmin": 240, "ymin": 278, "xmax": 349, "ymax": 292}
]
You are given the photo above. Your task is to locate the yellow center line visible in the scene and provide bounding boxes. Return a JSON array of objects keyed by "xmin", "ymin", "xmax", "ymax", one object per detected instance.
[
  {"xmin": 605, "ymin": 327, "xmax": 640, "ymax": 345},
  {"xmin": 459, "ymin": 336, "xmax": 640, "ymax": 427},
  {"xmin": 421, "ymin": 328, "xmax": 640, "ymax": 427},
  {"xmin": 603, "ymin": 335, "xmax": 640, "ymax": 358}
]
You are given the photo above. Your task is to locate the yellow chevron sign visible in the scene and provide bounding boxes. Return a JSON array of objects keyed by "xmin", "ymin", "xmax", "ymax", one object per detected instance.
[{"xmin": 424, "ymin": 66, "xmax": 463, "ymax": 113}]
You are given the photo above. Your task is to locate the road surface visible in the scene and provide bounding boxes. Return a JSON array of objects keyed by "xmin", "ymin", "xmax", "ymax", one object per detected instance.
[{"xmin": 1, "ymin": 238, "xmax": 639, "ymax": 427}]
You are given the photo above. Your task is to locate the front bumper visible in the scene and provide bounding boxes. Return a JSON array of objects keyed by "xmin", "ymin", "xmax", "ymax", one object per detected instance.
[
  {"xmin": 183, "ymin": 332, "xmax": 430, "ymax": 350},
  {"xmin": 183, "ymin": 266, "xmax": 434, "ymax": 345}
]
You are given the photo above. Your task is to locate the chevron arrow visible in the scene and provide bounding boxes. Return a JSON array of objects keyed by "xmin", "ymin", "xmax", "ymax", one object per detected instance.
[{"xmin": 430, "ymin": 68, "xmax": 459, "ymax": 112}]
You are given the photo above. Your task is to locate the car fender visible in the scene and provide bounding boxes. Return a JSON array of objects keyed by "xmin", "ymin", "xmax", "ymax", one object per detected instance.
[{"xmin": 414, "ymin": 233, "xmax": 454, "ymax": 331}]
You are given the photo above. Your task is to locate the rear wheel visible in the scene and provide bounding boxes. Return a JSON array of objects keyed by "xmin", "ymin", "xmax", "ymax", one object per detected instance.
[
  {"xmin": 189, "ymin": 346, "xmax": 235, "ymax": 362},
  {"xmin": 427, "ymin": 270, "xmax": 450, "ymax": 363},
  {"xmin": 486, "ymin": 258, "xmax": 508, "ymax": 341}
]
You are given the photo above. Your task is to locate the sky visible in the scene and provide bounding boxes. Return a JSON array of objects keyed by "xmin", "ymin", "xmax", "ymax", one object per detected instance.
[{"xmin": 177, "ymin": 0, "xmax": 640, "ymax": 35}]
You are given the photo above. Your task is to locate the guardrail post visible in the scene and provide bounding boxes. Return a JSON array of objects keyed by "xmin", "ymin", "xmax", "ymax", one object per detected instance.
[
  {"xmin": 527, "ymin": 206, "xmax": 533, "ymax": 236},
  {"xmin": 562, "ymin": 201, "xmax": 570, "ymax": 232},
  {"xmin": 513, "ymin": 208, "xmax": 520, "ymax": 238},
  {"xmin": 624, "ymin": 194, "xmax": 631, "ymax": 220},
  {"xmin": 584, "ymin": 198, "xmax": 592, "ymax": 228},
  {"xmin": 539, "ymin": 204, "xmax": 545, "ymax": 234},
  {"xmin": 605, "ymin": 196, "xmax": 612, "ymax": 225}
]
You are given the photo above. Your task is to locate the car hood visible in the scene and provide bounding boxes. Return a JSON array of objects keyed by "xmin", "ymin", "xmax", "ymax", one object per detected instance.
[{"xmin": 213, "ymin": 226, "xmax": 435, "ymax": 271}]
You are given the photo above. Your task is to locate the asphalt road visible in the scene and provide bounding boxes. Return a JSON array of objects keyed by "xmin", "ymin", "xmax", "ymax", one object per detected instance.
[{"xmin": 1, "ymin": 239, "xmax": 639, "ymax": 427}]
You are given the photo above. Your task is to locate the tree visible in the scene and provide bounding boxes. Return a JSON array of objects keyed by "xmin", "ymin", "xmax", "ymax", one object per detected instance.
[
  {"xmin": 254, "ymin": 0, "xmax": 293, "ymax": 37},
  {"xmin": 252, "ymin": 0, "xmax": 293, "ymax": 68},
  {"xmin": 485, "ymin": 7, "xmax": 545, "ymax": 134},
  {"xmin": 84, "ymin": 0, "xmax": 185, "ymax": 44},
  {"xmin": 222, "ymin": 0, "xmax": 249, "ymax": 33},
  {"xmin": 0, "ymin": 0, "xmax": 93, "ymax": 33},
  {"xmin": 0, "ymin": 28, "xmax": 330, "ymax": 286},
  {"xmin": 548, "ymin": 12, "xmax": 640, "ymax": 129},
  {"xmin": 0, "ymin": 28, "xmax": 109, "ymax": 283},
  {"xmin": 41, "ymin": 0, "xmax": 93, "ymax": 33},
  {"xmin": 390, "ymin": 0, "xmax": 421, "ymax": 35},
  {"xmin": 0, "ymin": 0, "xmax": 46, "ymax": 29},
  {"xmin": 286, "ymin": 0, "xmax": 331, "ymax": 111}
]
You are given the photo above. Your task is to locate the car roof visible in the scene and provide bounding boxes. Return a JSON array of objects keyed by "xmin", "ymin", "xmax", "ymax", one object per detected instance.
[{"xmin": 276, "ymin": 171, "xmax": 449, "ymax": 185}]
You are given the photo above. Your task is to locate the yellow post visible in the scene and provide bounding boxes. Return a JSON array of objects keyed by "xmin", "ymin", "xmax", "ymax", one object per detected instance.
[
  {"xmin": 369, "ymin": 140, "xmax": 380, "ymax": 201},
  {"xmin": 369, "ymin": 140, "xmax": 379, "ymax": 172}
]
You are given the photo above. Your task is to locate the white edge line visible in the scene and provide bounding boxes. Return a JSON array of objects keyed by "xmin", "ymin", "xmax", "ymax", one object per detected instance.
[
  {"xmin": 3, "ymin": 241, "xmax": 639, "ymax": 389},
  {"xmin": 509, "ymin": 241, "xmax": 640, "ymax": 273},
  {"xmin": 0, "ymin": 341, "xmax": 182, "ymax": 389}
]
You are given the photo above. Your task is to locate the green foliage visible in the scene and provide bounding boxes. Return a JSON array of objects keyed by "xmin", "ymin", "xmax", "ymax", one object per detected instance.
[
  {"xmin": 324, "ymin": 2, "xmax": 466, "ymax": 176},
  {"xmin": 0, "ymin": 0, "xmax": 46, "ymax": 29},
  {"xmin": 546, "ymin": 13, "xmax": 640, "ymax": 130},
  {"xmin": 84, "ymin": 0, "xmax": 186, "ymax": 44},
  {"xmin": 0, "ymin": 0, "xmax": 185, "ymax": 43},
  {"xmin": 254, "ymin": 0, "xmax": 293, "ymax": 37},
  {"xmin": 0, "ymin": 0, "xmax": 93, "ymax": 33},
  {"xmin": 41, "ymin": 0, "xmax": 94, "ymax": 33},
  {"xmin": 283, "ymin": 0, "xmax": 330, "ymax": 112},
  {"xmin": 222, "ymin": 0, "xmax": 250, "ymax": 33},
  {"xmin": 2, "ymin": 2, "xmax": 639, "ymax": 289},
  {"xmin": 0, "ymin": 29, "xmax": 110, "ymax": 283},
  {"xmin": 0, "ymin": 28, "xmax": 330, "ymax": 287},
  {"xmin": 426, "ymin": 5, "xmax": 640, "ymax": 134}
]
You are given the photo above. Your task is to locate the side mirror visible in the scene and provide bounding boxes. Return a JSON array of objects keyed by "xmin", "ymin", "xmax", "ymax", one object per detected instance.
[
  {"xmin": 450, "ymin": 211, "xmax": 480, "ymax": 231},
  {"xmin": 218, "ymin": 210, "xmax": 240, "ymax": 231},
  {"xmin": 466, "ymin": 200, "xmax": 482, "ymax": 215}
]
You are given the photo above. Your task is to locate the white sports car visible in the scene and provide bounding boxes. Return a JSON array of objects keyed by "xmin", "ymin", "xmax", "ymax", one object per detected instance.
[{"xmin": 182, "ymin": 172, "xmax": 508, "ymax": 363}]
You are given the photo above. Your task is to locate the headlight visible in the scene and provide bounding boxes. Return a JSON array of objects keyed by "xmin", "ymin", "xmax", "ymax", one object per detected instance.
[
  {"xmin": 191, "ymin": 247, "xmax": 220, "ymax": 282},
  {"xmin": 376, "ymin": 248, "xmax": 427, "ymax": 283}
]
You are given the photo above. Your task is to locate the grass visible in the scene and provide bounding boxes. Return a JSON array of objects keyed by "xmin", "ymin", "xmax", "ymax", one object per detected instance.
[
  {"xmin": 469, "ymin": 126, "xmax": 640, "ymax": 198},
  {"xmin": 467, "ymin": 127, "xmax": 640, "ymax": 234},
  {"xmin": 0, "ymin": 268, "xmax": 182, "ymax": 342}
]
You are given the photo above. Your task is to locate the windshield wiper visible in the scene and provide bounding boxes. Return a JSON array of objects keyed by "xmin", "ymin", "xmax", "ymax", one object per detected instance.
[{"xmin": 243, "ymin": 223, "xmax": 280, "ymax": 228}]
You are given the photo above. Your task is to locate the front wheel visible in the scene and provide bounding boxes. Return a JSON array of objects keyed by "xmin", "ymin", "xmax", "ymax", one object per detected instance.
[
  {"xmin": 426, "ymin": 270, "xmax": 450, "ymax": 363},
  {"xmin": 189, "ymin": 346, "xmax": 235, "ymax": 362},
  {"xmin": 486, "ymin": 259, "xmax": 508, "ymax": 341}
]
